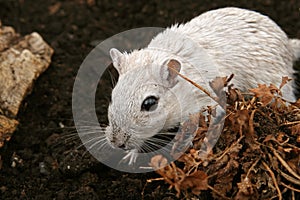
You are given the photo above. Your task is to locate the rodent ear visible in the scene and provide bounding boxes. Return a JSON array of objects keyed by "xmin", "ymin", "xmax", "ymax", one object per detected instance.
[
  {"xmin": 160, "ymin": 59, "xmax": 181, "ymax": 87},
  {"xmin": 110, "ymin": 48, "xmax": 123, "ymax": 74}
]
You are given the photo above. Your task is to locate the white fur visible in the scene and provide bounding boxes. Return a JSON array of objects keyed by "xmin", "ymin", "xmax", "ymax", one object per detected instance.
[
  {"xmin": 289, "ymin": 39, "xmax": 300, "ymax": 60},
  {"xmin": 106, "ymin": 7, "xmax": 299, "ymax": 150}
]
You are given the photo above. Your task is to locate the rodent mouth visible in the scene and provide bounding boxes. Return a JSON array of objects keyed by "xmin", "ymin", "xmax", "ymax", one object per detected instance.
[{"xmin": 139, "ymin": 126, "xmax": 179, "ymax": 153}]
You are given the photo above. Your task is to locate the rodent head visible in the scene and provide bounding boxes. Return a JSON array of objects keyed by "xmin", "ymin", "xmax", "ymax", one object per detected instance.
[{"xmin": 106, "ymin": 48, "xmax": 183, "ymax": 150}]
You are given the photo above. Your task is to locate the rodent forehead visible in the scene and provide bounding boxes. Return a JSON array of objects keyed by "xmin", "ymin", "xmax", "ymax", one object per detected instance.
[
  {"xmin": 111, "ymin": 64, "xmax": 164, "ymax": 99},
  {"xmin": 111, "ymin": 79, "xmax": 164, "ymax": 108},
  {"xmin": 110, "ymin": 79, "xmax": 167, "ymax": 121}
]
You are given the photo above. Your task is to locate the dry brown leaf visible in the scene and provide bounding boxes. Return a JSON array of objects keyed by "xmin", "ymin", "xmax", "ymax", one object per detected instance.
[
  {"xmin": 150, "ymin": 155, "xmax": 168, "ymax": 171},
  {"xmin": 249, "ymin": 84, "xmax": 274, "ymax": 106},
  {"xmin": 228, "ymin": 109, "xmax": 250, "ymax": 136},
  {"xmin": 293, "ymin": 99, "xmax": 300, "ymax": 108},
  {"xmin": 177, "ymin": 153, "xmax": 197, "ymax": 172},
  {"xmin": 291, "ymin": 124, "xmax": 300, "ymax": 135},
  {"xmin": 209, "ymin": 76, "xmax": 227, "ymax": 98},
  {"xmin": 213, "ymin": 158, "xmax": 239, "ymax": 197},
  {"xmin": 180, "ymin": 170, "xmax": 208, "ymax": 195},
  {"xmin": 268, "ymin": 83, "xmax": 280, "ymax": 94},
  {"xmin": 227, "ymin": 86, "xmax": 244, "ymax": 105},
  {"xmin": 279, "ymin": 76, "xmax": 292, "ymax": 89},
  {"xmin": 171, "ymin": 113, "xmax": 200, "ymax": 157}
]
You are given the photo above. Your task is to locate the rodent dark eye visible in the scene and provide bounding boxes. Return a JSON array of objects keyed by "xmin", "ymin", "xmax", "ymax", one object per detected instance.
[{"xmin": 141, "ymin": 96, "xmax": 159, "ymax": 111}]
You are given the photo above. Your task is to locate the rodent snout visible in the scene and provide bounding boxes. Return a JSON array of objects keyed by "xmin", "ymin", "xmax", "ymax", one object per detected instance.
[
  {"xmin": 106, "ymin": 129, "xmax": 134, "ymax": 150},
  {"xmin": 114, "ymin": 142, "xmax": 126, "ymax": 149},
  {"xmin": 109, "ymin": 136, "xmax": 127, "ymax": 149}
]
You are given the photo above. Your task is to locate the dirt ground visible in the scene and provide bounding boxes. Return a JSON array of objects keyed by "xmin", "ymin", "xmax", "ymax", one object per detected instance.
[{"xmin": 0, "ymin": 0, "xmax": 299, "ymax": 199}]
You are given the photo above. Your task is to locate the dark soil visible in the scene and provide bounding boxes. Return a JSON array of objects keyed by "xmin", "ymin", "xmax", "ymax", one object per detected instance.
[{"xmin": 0, "ymin": 0, "xmax": 299, "ymax": 199}]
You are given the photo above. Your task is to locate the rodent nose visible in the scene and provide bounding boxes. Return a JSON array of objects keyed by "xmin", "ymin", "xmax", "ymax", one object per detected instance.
[
  {"xmin": 118, "ymin": 144, "xmax": 126, "ymax": 149},
  {"xmin": 110, "ymin": 139, "xmax": 126, "ymax": 149}
]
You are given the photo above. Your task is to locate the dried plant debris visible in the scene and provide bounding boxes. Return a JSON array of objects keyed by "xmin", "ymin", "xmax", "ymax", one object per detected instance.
[
  {"xmin": 149, "ymin": 76, "xmax": 300, "ymax": 199},
  {"xmin": 0, "ymin": 22, "xmax": 53, "ymax": 148}
]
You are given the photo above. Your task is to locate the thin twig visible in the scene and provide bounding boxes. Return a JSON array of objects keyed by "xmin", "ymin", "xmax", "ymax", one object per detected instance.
[
  {"xmin": 207, "ymin": 185, "xmax": 231, "ymax": 200},
  {"xmin": 215, "ymin": 135, "xmax": 244, "ymax": 162},
  {"xmin": 279, "ymin": 169, "xmax": 300, "ymax": 186},
  {"xmin": 248, "ymin": 109, "xmax": 256, "ymax": 136},
  {"xmin": 246, "ymin": 157, "xmax": 261, "ymax": 178},
  {"xmin": 262, "ymin": 161, "xmax": 282, "ymax": 200},
  {"xmin": 271, "ymin": 147, "xmax": 300, "ymax": 180},
  {"xmin": 280, "ymin": 121, "xmax": 300, "ymax": 126},
  {"xmin": 168, "ymin": 67, "xmax": 219, "ymax": 104},
  {"xmin": 281, "ymin": 182, "xmax": 300, "ymax": 193}
]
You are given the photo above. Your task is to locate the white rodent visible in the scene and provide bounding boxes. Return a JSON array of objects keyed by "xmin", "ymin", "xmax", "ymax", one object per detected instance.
[{"xmin": 105, "ymin": 7, "xmax": 300, "ymax": 153}]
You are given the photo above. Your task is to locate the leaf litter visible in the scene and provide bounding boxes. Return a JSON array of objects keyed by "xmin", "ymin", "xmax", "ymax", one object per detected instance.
[{"xmin": 148, "ymin": 75, "xmax": 300, "ymax": 199}]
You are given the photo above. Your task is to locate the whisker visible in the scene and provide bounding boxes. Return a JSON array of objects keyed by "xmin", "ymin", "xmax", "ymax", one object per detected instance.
[
  {"xmin": 131, "ymin": 139, "xmax": 142, "ymax": 152},
  {"xmin": 96, "ymin": 139, "xmax": 110, "ymax": 152},
  {"xmin": 140, "ymin": 144, "xmax": 154, "ymax": 153},
  {"xmin": 139, "ymin": 134, "xmax": 176, "ymax": 155},
  {"xmin": 140, "ymin": 141, "xmax": 160, "ymax": 153},
  {"xmin": 74, "ymin": 124, "xmax": 106, "ymax": 128},
  {"xmin": 76, "ymin": 130, "xmax": 106, "ymax": 136},
  {"xmin": 149, "ymin": 135, "xmax": 175, "ymax": 143},
  {"xmin": 144, "ymin": 139, "xmax": 167, "ymax": 147},
  {"xmin": 147, "ymin": 135, "xmax": 174, "ymax": 145},
  {"xmin": 108, "ymin": 68, "xmax": 117, "ymax": 88},
  {"xmin": 75, "ymin": 121, "xmax": 107, "ymax": 127},
  {"xmin": 157, "ymin": 131, "xmax": 177, "ymax": 135},
  {"xmin": 63, "ymin": 134, "xmax": 81, "ymax": 143},
  {"xmin": 58, "ymin": 126, "xmax": 106, "ymax": 147},
  {"xmin": 80, "ymin": 137, "xmax": 108, "ymax": 158},
  {"xmin": 75, "ymin": 128, "xmax": 106, "ymax": 134},
  {"xmin": 76, "ymin": 135, "xmax": 106, "ymax": 150}
]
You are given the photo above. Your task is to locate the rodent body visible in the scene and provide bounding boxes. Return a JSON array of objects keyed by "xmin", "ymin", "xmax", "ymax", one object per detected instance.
[{"xmin": 106, "ymin": 7, "xmax": 300, "ymax": 151}]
